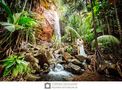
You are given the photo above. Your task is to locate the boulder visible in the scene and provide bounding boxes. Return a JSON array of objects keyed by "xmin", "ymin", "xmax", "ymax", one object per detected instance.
[
  {"xmin": 25, "ymin": 53, "xmax": 39, "ymax": 63},
  {"xmin": 63, "ymin": 52, "xmax": 73, "ymax": 61},
  {"xmin": 67, "ymin": 59, "xmax": 83, "ymax": 66},
  {"xmin": 64, "ymin": 63, "xmax": 83, "ymax": 74},
  {"xmin": 76, "ymin": 55, "xmax": 91, "ymax": 64},
  {"xmin": 35, "ymin": 53, "xmax": 49, "ymax": 69}
]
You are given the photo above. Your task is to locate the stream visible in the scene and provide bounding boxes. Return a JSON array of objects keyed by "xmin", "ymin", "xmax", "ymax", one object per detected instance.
[
  {"xmin": 41, "ymin": 10, "xmax": 87, "ymax": 81},
  {"xmin": 44, "ymin": 64, "xmax": 74, "ymax": 81},
  {"xmin": 42, "ymin": 44, "xmax": 87, "ymax": 81}
]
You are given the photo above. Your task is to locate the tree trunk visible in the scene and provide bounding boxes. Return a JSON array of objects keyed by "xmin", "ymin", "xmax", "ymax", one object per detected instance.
[
  {"xmin": 114, "ymin": 0, "xmax": 122, "ymax": 42},
  {"xmin": 90, "ymin": 0, "xmax": 103, "ymax": 66},
  {"xmin": 105, "ymin": 16, "xmax": 111, "ymax": 35}
]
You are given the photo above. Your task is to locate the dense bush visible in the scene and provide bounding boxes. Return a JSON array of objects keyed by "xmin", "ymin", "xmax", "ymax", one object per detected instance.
[{"xmin": 91, "ymin": 35, "xmax": 120, "ymax": 51}]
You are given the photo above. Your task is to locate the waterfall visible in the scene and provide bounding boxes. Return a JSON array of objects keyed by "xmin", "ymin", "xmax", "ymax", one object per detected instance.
[
  {"xmin": 77, "ymin": 39, "xmax": 87, "ymax": 57},
  {"xmin": 79, "ymin": 44, "xmax": 87, "ymax": 57},
  {"xmin": 53, "ymin": 11, "xmax": 61, "ymax": 42}
]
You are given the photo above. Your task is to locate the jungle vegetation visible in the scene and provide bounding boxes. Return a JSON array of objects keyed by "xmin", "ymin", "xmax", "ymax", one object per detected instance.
[{"xmin": 0, "ymin": 0, "xmax": 122, "ymax": 81}]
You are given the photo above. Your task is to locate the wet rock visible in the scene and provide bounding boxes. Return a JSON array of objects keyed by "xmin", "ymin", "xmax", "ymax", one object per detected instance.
[
  {"xmin": 76, "ymin": 55, "xmax": 88, "ymax": 61},
  {"xmin": 64, "ymin": 63, "xmax": 83, "ymax": 74},
  {"xmin": 67, "ymin": 59, "xmax": 83, "ymax": 67},
  {"xmin": 68, "ymin": 59, "xmax": 81, "ymax": 63},
  {"xmin": 25, "ymin": 53, "xmax": 39, "ymax": 63},
  {"xmin": 76, "ymin": 55, "xmax": 91, "ymax": 64},
  {"xmin": 63, "ymin": 52, "xmax": 74, "ymax": 61}
]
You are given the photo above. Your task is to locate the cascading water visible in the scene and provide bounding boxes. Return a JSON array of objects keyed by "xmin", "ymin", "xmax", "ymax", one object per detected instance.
[
  {"xmin": 46, "ymin": 64, "xmax": 73, "ymax": 81},
  {"xmin": 79, "ymin": 44, "xmax": 87, "ymax": 57},
  {"xmin": 77, "ymin": 39, "xmax": 87, "ymax": 57},
  {"xmin": 43, "ymin": 5, "xmax": 61, "ymax": 42},
  {"xmin": 53, "ymin": 11, "xmax": 61, "ymax": 42}
]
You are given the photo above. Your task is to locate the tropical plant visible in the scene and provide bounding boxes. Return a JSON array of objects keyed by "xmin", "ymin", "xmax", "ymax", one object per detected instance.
[
  {"xmin": 0, "ymin": 0, "xmax": 37, "ymax": 57},
  {"xmin": 0, "ymin": 0, "xmax": 37, "ymax": 32},
  {"xmin": 0, "ymin": 55, "xmax": 30, "ymax": 77},
  {"xmin": 62, "ymin": 12, "xmax": 95, "ymax": 43},
  {"xmin": 0, "ymin": 0, "xmax": 14, "ymax": 23}
]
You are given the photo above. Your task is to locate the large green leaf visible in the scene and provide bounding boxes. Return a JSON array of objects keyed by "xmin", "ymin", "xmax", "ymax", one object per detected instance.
[
  {"xmin": 3, "ymin": 68, "xmax": 12, "ymax": 77},
  {"xmin": 0, "ymin": 22, "xmax": 15, "ymax": 32},
  {"xmin": 17, "ymin": 64, "xmax": 24, "ymax": 74},
  {"xmin": 3, "ymin": 65, "xmax": 15, "ymax": 77},
  {"xmin": 18, "ymin": 15, "xmax": 37, "ymax": 27},
  {"xmin": 12, "ymin": 66, "xmax": 19, "ymax": 77},
  {"xmin": 65, "ymin": 26, "xmax": 81, "ymax": 38},
  {"xmin": 3, "ymin": 61, "xmax": 14, "ymax": 68},
  {"xmin": 13, "ymin": 13, "xmax": 22, "ymax": 24},
  {"xmin": 0, "ymin": 0, "xmax": 14, "ymax": 23},
  {"xmin": 5, "ymin": 61, "xmax": 15, "ymax": 69}
]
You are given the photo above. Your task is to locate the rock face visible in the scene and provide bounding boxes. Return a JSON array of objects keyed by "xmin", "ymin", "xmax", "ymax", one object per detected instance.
[
  {"xmin": 64, "ymin": 63, "xmax": 83, "ymax": 74},
  {"xmin": 33, "ymin": 4, "xmax": 54, "ymax": 42}
]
